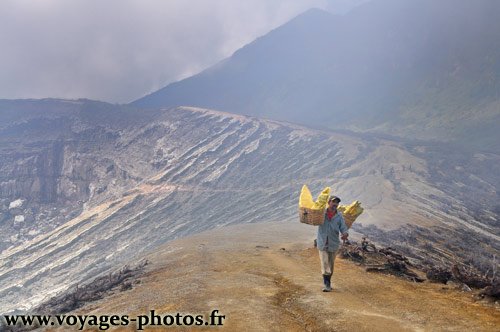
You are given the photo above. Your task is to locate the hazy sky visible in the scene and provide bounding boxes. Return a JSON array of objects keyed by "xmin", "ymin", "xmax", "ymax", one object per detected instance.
[{"xmin": 0, "ymin": 0, "xmax": 366, "ymax": 104}]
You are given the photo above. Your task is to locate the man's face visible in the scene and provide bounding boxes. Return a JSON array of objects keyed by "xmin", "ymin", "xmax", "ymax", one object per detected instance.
[{"xmin": 328, "ymin": 200, "xmax": 339, "ymax": 209}]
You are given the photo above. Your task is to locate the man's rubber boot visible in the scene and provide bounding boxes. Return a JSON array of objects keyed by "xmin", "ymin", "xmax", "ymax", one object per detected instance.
[{"xmin": 322, "ymin": 274, "xmax": 332, "ymax": 292}]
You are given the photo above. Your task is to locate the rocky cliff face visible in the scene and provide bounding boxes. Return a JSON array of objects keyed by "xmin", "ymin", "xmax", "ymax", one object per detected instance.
[
  {"xmin": 0, "ymin": 99, "xmax": 498, "ymax": 314},
  {"xmin": 0, "ymin": 99, "xmax": 162, "ymax": 252}
]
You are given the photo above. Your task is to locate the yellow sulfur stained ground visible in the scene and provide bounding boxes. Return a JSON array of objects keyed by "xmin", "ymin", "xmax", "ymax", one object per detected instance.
[{"xmin": 49, "ymin": 222, "xmax": 500, "ymax": 332}]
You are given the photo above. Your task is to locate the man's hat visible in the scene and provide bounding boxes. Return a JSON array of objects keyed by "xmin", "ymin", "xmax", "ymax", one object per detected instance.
[{"xmin": 329, "ymin": 195, "xmax": 341, "ymax": 203}]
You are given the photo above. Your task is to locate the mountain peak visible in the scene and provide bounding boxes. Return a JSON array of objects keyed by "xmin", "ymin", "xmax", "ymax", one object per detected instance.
[
  {"xmin": 293, "ymin": 7, "xmax": 334, "ymax": 19},
  {"xmin": 132, "ymin": 0, "xmax": 500, "ymax": 152}
]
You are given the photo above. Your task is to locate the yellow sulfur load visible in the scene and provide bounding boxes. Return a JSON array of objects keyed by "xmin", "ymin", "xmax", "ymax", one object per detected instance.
[
  {"xmin": 312, "ymin": 186, "xmax": 330, "ymax": 210},
  {"xmin": 338, "ymin": 200, "xmax": 364, "ymax": 229},
  {"xmin": 299, "ymin": 185, "xmax": 330, "ymax": 226},
  {"xmin": 299, "ymin": 185, "xmax": 314, "ymax": 209},
  {"xmin": 338, "ymin": 200, "xmax": 364, "ymax": 217},
  {"xmin": 299, "ymin": 185, "xmax": 330, "ymax": 210}
]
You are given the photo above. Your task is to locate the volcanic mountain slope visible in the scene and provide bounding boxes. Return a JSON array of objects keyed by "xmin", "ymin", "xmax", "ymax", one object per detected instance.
[
  {"xmin": 0, "ymin": 99, "xmax": 498, "ymax": 315},
  {"xmin": 35, "ymin": 222, "xmax": 500, "ymax": 332},
  {"xmin": 132, "ymin": 0, "xmax": 500, "ymax": 151}
]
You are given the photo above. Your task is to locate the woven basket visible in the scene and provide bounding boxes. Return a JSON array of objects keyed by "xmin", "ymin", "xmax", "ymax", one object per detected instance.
[
  {"xmin": 299, "ymin": 207, "xmax": 325, "ymax": 226},
  {"xmin": 342, "ymin": 213, "xmax": 356, "ymax": 229}
]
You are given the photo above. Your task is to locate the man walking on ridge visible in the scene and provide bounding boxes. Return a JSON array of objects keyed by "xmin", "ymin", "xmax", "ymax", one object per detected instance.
[{"xmin": 317, "ymin": 195, "xmax": 348, "ymax": 292}]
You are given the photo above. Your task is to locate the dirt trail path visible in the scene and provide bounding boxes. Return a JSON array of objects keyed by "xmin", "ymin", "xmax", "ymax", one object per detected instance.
[{"xmin": 67, "ymin": 222, "xmax": 500, "ymax": 332}]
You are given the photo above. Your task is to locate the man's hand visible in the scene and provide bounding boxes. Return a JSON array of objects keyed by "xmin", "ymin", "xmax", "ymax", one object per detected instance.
[{"xmin": 341, "ymin": 233, "xmax": 348, "ymax": 241}]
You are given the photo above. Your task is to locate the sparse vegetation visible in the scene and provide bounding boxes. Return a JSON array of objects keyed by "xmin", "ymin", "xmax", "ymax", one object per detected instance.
[
  {"xmin": 341, "ymin": 235, "xmax": 500, "ymax": 303},
  {"xmin": 341, "ymin": 237, "xmax": 424, "ymax": 282},
  {"xmin": 351, "ymin": 222, "xmax": 500, "ymax": 303},
  {"xmin": 353, "ymin": 221, "xmax": 500, "ymax": 282},
  {"xmin": 36, "ymin": 260, "xmax": 149, "ymax": 314}
]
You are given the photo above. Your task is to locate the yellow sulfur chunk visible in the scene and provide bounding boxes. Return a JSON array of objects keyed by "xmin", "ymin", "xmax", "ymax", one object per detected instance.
[
  {"xmin": 299, "ymin": 185, "xmax": 314, "ymax": 209},
  {"xmin": 312, "ymin": 187, "xmax": 330, "ymax": 210},
  {"xmin": 339, "ymin": 200, "xmax": 364, "ymax": 217},
  {"xmin": 299, "ymin": 185, "xmax": 331, "ymax": 210}
]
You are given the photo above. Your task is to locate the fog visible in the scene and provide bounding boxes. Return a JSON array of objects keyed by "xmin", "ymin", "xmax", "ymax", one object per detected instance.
[{"xmin": 0, "ymin": 0, "xmax": 367, "ymax": 103}]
